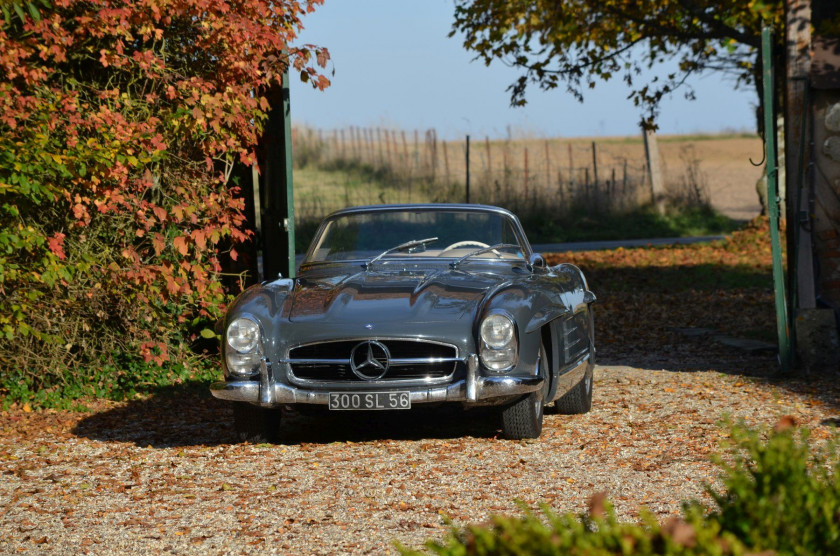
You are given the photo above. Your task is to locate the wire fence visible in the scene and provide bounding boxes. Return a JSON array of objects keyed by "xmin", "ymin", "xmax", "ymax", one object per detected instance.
[{"xmin": 291, "ymin": 126, "xmax": 708, "ymax": 229}]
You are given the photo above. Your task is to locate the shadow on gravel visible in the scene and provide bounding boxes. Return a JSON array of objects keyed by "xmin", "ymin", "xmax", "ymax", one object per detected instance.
[
  {"xmin": 72, "ymin": 387, "xmax": 503, "ymax": 448},
  {"xmin": 72, "ymin": 387, "xmax": 232, "ymax": 448},
  {"xmin": 566, "ymin": 258, "xmax": 840, "ymax": 413},
  {"xmin": 272, "ymin": 405, "xmax": 503, "ymax": 445},
  {"xmin": 73, "ymin": 240, "xmax": 840, "ymax": 446}
]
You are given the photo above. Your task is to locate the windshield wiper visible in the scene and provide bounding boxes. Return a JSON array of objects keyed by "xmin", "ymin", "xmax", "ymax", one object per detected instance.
[
  {"xmin": 449, "ymin": 243, "xmax": 521, "ymax": 269},
  {"xmin": 363, "ymin": 237, "xmax": 438, "ymax": 269}
]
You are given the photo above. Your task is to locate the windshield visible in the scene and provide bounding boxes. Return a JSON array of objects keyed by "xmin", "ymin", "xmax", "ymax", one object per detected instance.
[{"xmin": 305, "ymin": 209, "xmax": 526, "ymax": 263}]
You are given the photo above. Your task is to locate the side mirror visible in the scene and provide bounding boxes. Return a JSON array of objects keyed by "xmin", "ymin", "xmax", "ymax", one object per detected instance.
[{"xmin": 528, "ymin": 253, "xmax": 546, "ymax": 269}]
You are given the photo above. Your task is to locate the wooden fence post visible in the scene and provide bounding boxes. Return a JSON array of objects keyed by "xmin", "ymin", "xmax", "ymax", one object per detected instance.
[
  {"xmin": 545, "ymin": 141, "xmax": 550, "ymax": 193},
  {"xmin": 503, "ymin": 146, "xmax": 510, "ymax": 198},
  {"xmin": 428, "ymin": 129, "xmax": 437, "ymax": 180},
  {"xmin": 413, "ymin": 130, "xmax": 419, "ymax": 172},
  {"xmin": 485, "ymin": 136, "xmax": 492, "ymax": 176},
  {"xmin": 567, "ymin": 143, "xmax": 574, "ymax": 186},
  {"xmin": 465, "ymin": 135, "xmax": 471, "ymax": 204},
  {"xmin": 642, "ymin": 127, "xmax": 666, "ymax": 214},
  {"xmin": 524, "ymin": 147, "xmax": 529, "ymax": 201},
  {"xmin": 401, "ymin": 130, "xmax": 409, "ymax": 170},
  {"xmin": 443, "ymin": 140, "xmax": 450, "ymax": 184}
]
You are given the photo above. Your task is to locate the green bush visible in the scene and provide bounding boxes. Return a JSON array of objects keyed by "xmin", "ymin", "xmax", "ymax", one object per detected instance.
[
  {"xmin": 0, "ymin": 354, "xmax": 218, "ymax": 410},
  {"xmin": 402, "ymin": 504, "xmax": 747, "ymax": 555},
  {"xmin": 400, "ymin": 420, "xmax": 840, "ymax": 555},
  {"xmin": 700, "ymin": 418, "xmax": 840, "ymax": 554}
]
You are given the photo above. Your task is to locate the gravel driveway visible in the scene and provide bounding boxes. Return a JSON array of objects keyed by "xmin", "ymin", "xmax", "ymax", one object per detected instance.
[{"xmin": 1, "ymin": 354, "xmax": 837, "ymax": 554}]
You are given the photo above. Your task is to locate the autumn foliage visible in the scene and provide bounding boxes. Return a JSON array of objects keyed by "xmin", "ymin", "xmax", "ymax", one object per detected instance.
[
  {"xmin": 0, "ymin": 1, "xmax": 329, "ymax": 391},
  {"xmin": 450, "ymin": 0, "xmax": 784, "ymax": 124},
  {"xmin": 407, "ymin": 419, "xmax": 840, "ymax": 555}
]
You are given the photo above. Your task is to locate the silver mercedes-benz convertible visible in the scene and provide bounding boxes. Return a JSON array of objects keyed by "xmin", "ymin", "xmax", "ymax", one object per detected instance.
[{"xmin": 211, "ymin": 204, "xmax": 595, "ymax": 441}]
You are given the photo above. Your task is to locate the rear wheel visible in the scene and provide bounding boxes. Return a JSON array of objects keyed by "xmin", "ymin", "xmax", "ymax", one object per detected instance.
[
  {"xmin": 501, "ymin": 342, "xmax": 548, "ymax": 439},
  {"xmin": 554, "ymin": 365, "xmax": 593, "ymax": 415},
  {"xmin": 232, "ymin": 402, "xmax": 282, "ymax": 443}
]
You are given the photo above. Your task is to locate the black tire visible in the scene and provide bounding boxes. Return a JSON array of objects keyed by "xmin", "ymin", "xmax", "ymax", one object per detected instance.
[
  {"xmin": 500, "ymin": 342, "xmax": 548, "ymax": 439},
  {"xmin": 232, "ymin": 402, "xmax": 282, "ymax": 443},
  {"xmin": 554, "ymin": 365, "xmax": 593, "ymax": 415}
]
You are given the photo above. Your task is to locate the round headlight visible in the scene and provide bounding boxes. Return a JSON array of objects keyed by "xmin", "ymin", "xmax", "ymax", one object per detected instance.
[
  {"xmin": 227, "ymin": 317, "xmax": 260, "ymax": 353},
  {"xmin": 480, "ymin": 314, "xmax": 514, "ymax": 348}
]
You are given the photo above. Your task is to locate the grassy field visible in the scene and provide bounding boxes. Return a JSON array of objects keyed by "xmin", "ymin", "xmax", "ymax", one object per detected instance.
[{"xmin": 292, "ymin": 131, "xmax": 764, "ymax": 247}]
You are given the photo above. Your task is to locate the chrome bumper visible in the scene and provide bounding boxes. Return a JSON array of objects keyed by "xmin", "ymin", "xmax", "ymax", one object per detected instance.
[{"xmin": 210, "ymin": 354, "xmax": 543, "ymax": 407}]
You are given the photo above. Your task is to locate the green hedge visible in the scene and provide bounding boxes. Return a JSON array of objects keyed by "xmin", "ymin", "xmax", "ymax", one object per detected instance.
[{"xmin": 401, "ymin": 419, "xmax": 840, "ymax": 555}]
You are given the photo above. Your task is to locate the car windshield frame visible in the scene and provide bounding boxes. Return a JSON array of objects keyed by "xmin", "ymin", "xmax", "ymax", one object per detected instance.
[{"xmin": 302, "ymin": 205, "xmax": 533, "ymax": 266}]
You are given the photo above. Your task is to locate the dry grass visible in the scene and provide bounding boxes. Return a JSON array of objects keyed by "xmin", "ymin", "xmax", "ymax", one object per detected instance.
[{"xmin": 294, "ymin": 129, "xmax": 764, "ymax": 222}]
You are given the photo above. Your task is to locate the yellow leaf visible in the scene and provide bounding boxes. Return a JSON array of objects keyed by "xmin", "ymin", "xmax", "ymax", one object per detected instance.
[{"xmin": 22, "ymin": 403, "xmax": 31, "ymax": 413}]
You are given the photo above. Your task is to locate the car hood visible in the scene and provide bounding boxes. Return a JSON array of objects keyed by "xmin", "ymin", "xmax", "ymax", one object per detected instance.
[{"xmin": 288, "ymin": 268, "xmax": 504, "ymax": 324}]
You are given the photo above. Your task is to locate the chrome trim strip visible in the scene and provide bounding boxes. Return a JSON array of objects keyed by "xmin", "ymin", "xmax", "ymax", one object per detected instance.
[
  {"xmin": 390, "ymin": 357, "xmax": 461, "ymax": 365},
  {"xmin": 287, "ymin": 337, "xmax": 460, "ymax": 354},
  {"xmin": 566, "ymin": 337, "xmax": 583, "ymax": 351},
  {"xmin": 288, "ymin": 358, "xmax": 349, "ymax": 365},
  {"xmin": 287, "ymin": 357, "xmax": 462, "ymax": 365},
  {"xmin": 210, "ymin": 360, "xmax": 543, "ymax": 406},
  {"xmin": 258, "ymin": 357, "xmax": 275, "ymax": 406},
  {"xmin": 285, "ymin": 374, "xmax": 458, "ymax": 389},
  {"xmin": 548, "ymin": 354, "xmax": 591, "ymax": 403},
  {"xmin": 466, "ymin": 354, "xmax": 478, "ymax": 402}
]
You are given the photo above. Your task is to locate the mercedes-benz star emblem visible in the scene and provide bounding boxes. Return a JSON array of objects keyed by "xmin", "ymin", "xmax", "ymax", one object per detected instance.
[{"xmin": 350, "ymin": 340, "xmax": 390, "ymax": 381}]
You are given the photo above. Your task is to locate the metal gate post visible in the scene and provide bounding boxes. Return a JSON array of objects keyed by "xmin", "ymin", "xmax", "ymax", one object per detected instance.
[
  {"xmin": 259, "ymin": 69, "xmax": 296, "ymax": 280},
  {"xmin": 762, "ymin": 26, "xmax": 793, "ymax": 371}
]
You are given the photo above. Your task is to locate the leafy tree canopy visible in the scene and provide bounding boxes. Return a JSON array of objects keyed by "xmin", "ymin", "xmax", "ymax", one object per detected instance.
[
  {"xmin": 450, "ymin": 0, "xmax": 783, "ymax": 127},
  {"xmin": 0, "ymin": 0, "xmax": 329, "ymax": 382}
]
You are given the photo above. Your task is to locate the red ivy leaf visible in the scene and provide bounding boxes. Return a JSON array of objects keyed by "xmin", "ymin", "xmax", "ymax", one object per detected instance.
[
  {"xmin": 192, "ymin": 229, "xmax": 207, "ymax": 250},
  {"xmin": 47, "ymin": 233, "xmax": 67, "ymax": 261},
  {"xmin": 172, "ymin": 236, "xmax": 189, "ymax": 256},
  {"xmin": 152, "ymin": 206, "xmax": 167, "ymax": 222},
  {"xmin": 152, "ymin": 233, "xmax": 165, "ymax": 255}
]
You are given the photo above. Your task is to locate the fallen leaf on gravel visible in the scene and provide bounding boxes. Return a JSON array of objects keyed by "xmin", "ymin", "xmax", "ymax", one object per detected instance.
[
  {"xmin": 775, "ymin": 415, "xmax": 797, "ymax": 432},
  {"xmin": 661, "ymin": 517, "xmax": 696, "ymax": 547},
  {"xmin": 588, "ymin": 491, "xmax": 608, "ymax": 518}
]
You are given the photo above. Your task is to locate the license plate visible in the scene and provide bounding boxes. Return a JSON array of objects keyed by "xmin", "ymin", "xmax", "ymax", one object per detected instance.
[{"xmin": 328, "ymin": 391, "xmax": 411, "ymax": 410}]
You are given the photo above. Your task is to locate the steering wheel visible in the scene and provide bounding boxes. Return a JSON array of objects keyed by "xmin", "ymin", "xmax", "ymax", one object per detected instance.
[{"xmin": 443, "ymin": 240, "xmax": 489, "ymax": 251}]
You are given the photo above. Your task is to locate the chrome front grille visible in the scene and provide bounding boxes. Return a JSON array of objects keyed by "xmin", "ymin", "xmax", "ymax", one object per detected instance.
[{"xmin": 288, "ymin": 339, "xmax": 459, "ymax": 383}]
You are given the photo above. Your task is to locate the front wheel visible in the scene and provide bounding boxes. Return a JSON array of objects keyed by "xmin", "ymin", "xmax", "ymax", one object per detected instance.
[
  {"xmin": 500, "ymin": 342, "xmax": 548, "ymax": 439},
  {"xmin": 501, "ymin": 391, "xmax": 544, "ymax": 439},
  {"xmin": 232, "ymin": 402, "xmax": 282, "ymax": 443}
]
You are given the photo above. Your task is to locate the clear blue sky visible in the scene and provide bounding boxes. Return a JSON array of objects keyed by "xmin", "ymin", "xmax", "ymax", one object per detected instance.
[{"xmin": 289, "ymin": 0, "xmax": 758, "ymax": 140}]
